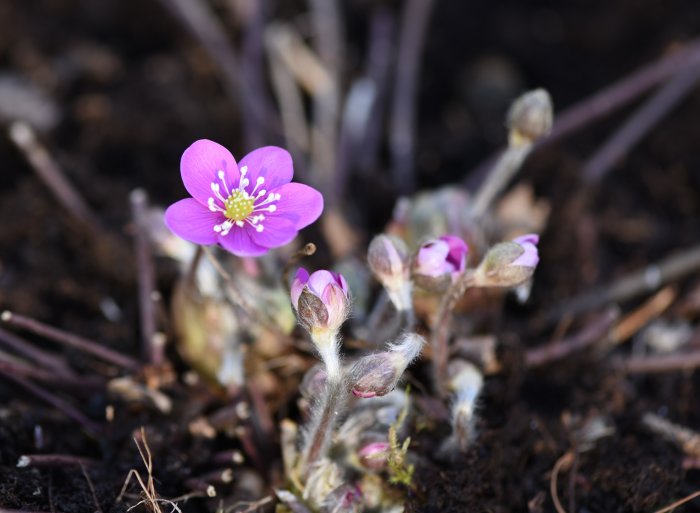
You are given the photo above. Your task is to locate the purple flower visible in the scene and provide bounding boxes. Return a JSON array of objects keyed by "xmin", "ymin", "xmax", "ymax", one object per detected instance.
[
  {"xmin": 414, "ymin": 235, "xmax": 468, "ymax": 278},
  {"xmin": 291, "ymin": 268, "xmax": 350, "ymax": 334},
  {"xmin": 512, "ymin": 234, "xmax": 539, "ymax": 268},
  {"xmin": 165, "ymin": 140, "xmax": 323, "ymax": 257}
]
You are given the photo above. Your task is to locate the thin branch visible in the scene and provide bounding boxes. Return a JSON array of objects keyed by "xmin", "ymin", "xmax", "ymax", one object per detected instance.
[
  {"xmin": 642, "ymin": 412, "xmax": 700, "ymax": 458},
  {"xmin": 550, "ymin": 451, "xmax": 574, "ymax": 513},
  {"xmin": 8, "ymin": 122, "xmax": 100, "ymax": 233},
  {"xmin": 130, "ymin": 189, "xmax": 162, "ymax": 366},
  {"xmin": 389, "ymin": 0, "xmax": 437, "ymax": 195},
  {"xmin": 525, "ymin": 309, "xmax": 619, "ymax": 368},
  {"xmin": 543, "ymin": 244, "xmax": 700, "ymax": 324},
  {"xmin": 17, "ymin": 454, "xmax": 98, "ymax": 468},
  {"xmin": 583, "ymin": 63, "xmax": 700, "ymax": 182},
  {"xmin": 653, "ymin": 489, "xmax": 700, "ymax": 513},
  {"xmin": 0, "ymin": 357, "xmax": 103, "ymax": 390},
  {"xmin": 621, "ymin": 350, "xmax": 700, "ymax": 374},
  {"xmin": 0, "ymin": 326, "xmax": 75, "ymax": 377},
  {"xmin": 2, "ymin": 311, "xmax": 140, "ymax": 369},
  {"xmin": 1, "ymin": 372, "xmax": 100, "ymax": 433}
]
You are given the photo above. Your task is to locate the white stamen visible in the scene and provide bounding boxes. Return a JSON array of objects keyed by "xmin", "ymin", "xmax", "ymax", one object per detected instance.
[
  {"xmin": 240, "ymin": 165, "xmax": 248, "ymax": 175},
  {"xmin": 213, "ymin": 224, "xmax": 222, "ymax": 233},
  {"xmin": 210, "ymin": 183, "xmax": 227, "ymax": 203},
  {"xmin": 208, "ymin": 197, "xmax": 224, "ymax": 213},
  {"xmin": 251, "ymin": 176, "xmax": 265, "ymax": 195},
  {"xmin": 217, "ymin": 170, "xmax": 231, "ymax": 195},
  {"xmin": 256, "ymin": 225, "xmax": 264, "ymax": 232},
  {"xmin": 235, "ymin": 220, "xmax": 244, "ymax": 227},
  {"xmin": 253, "ymin": 205, "xmax": 277, "ymax": 213},
  {"xmin": 257, "ymin": 189, "xmax": 266, "ymax": 198}
]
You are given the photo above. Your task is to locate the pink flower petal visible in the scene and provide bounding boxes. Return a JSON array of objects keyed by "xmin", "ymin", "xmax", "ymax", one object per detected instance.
[
  {"xmin": 164, "ymin": 198, "xmax": 220, "ymax": 245},
  {"xmin": 181, "ymin": 140, "xmax": 240, "ymax": 205},
  {"xmin": 307, "ymin": 270, "xmax": 338, "ymax": 298},
  {"xmin": 217, "ymin": 227, "xmax": 269, "ymax": 257},
  {"xmin": 441, "ymin": 235, "xmax": 468, "ymax": 272},
  {"xmin": 248, "ymin": 216, "xmax": 298, "ymax": 248},
  {"xmin": 267, "ymin": 182, "xmax": 324, "ymax": 230},
  {"xmin": 238, "ymin": 146, "xmax": 293, "ymax": 192},
  {"xmin": 291, "ymin": 267, "xmax": 309, "ymax": 308},
  {"xmin": 415, "ymin": 240, "xmax": 450, "ymax": 277}
]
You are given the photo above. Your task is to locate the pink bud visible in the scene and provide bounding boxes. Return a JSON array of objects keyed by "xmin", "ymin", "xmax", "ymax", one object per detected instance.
[
  {"xmin": 357, "ymin": 441, "xmax": 390, "ymax": 470},
  {"xmin": 473, "ymin": 234, "xmax": 539, "ymax": 288},
  {"xmin": 349, "ymin": 333, "xmax": 424, "ymax": 398},
  {"xmin": 291, "ymin": 267, "xmax": 350, "ymax": 333},
  {"xmin": 367, "ymin": 235, "xmax": 410, "ymax": 284},
  {"xmin": 412, "ymin": 235, "xmax": 468, "ymax": 290}
]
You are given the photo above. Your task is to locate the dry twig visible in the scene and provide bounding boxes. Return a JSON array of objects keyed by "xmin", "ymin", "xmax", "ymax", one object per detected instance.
[
  {"xmin": 2, "ymin": 311, "xmax": 139, "ymax": 369},
  {"xmin": 130, "ymin": 189, "xmax": 162, "ymax": 366}
]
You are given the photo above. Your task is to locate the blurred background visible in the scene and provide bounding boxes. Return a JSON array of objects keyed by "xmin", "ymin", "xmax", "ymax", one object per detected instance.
[{"xmin": 2, "ymin": 0, "xmax": 700, "ymax": 510}]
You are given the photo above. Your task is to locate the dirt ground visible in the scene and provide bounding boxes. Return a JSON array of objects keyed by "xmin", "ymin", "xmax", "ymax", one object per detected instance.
[{"xmin": 2, "ymin": 0, "xmax": 700, "ymax": 512}]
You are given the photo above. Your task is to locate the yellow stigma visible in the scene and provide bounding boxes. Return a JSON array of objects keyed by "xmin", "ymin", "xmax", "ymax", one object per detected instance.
[{"xmin": 224, "ymin": 190, "xmax": 255, "ymax": 222}]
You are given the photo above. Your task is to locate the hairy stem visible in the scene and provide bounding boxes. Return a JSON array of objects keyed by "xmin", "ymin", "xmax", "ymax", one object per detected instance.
[
  {"xmin": 431, "ymin": 271, "xmax": 475, "ymax": 396},
  {"xmin": 300, "ymin": 374, "xmax": 346, "ymax": 477}
]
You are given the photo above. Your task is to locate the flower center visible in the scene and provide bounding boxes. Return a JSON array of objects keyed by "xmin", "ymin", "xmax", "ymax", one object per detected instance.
[
  {"xmin": 207, "ymin": 166, "xmax": 282, "ymax": 237},
  {"xmin": 224, "ymin": 190, "xmax": 254, "ymax": 222}
]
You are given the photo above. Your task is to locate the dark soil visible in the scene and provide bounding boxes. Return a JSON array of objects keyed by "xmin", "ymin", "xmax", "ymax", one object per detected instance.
[{"xmin": 2, "ymin": 1, "xmax": 700, "ymax": 512}]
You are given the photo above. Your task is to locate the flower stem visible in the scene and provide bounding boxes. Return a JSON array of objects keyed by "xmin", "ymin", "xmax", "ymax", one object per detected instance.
[
  {"xmin": 301, "ymin": 330, "xmax": 346, "ymax": 476},
  {"xmin": 300, "ymin": 374, "xmax": 346, "ymax": 477},
  {"xmin": 431, "ymin": 271, "xmax": 475, "ymax": 396},
  {"xmin": 470, "ymin": 142, "xmax": 532, "ymax": 217}
]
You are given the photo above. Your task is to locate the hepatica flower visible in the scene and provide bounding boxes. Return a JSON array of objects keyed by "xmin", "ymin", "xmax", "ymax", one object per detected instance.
[
  {"xmin": 165, "ymin": 140, "xmax": 323, "ymax": 256},
  {"xmin": 291, "ymin": 268, "xmax": 350, "ymax": 335},
  {"xmin": 412, "ymin": 235, "xmax": 468, "ymax": 291}
]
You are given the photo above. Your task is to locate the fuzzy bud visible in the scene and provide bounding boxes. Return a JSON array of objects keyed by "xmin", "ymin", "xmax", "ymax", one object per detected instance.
[
  {"xmin": 349, "ymin": 333, "xmax": 424, "ymax": 398},
  {"xmin": 300, "ymin": 363, "xmax": 328, "ymax": 401},
  {"xmin": 448, "ymin": 360, "xmax": 484, "ymax": 452},
  {"xmin": 507, "ymin": 89, "xmax": 553, "ymax": 147},
  {"xmin": 367, "ymin": 235, "xmax": 412, "ymax": 311},
  {"xmin": 473, "ymin": 234, "xmax": 539, "ymax": 288},
  {"xmin": 291, "ymin": 268, "xmax": 350, "ymax": 336},
  {"xmin": 357, "ymin": 441, "xmax": 390, "ymax": 471},
  {"xmin": 412, "ymin": 235, "xmax": 468, "ymax": 291}
]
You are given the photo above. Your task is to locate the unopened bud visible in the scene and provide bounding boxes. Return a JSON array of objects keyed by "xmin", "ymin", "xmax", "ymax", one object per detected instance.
[
  {"xmin": 473, "ymin": 234, "xmax": 539, "ymax": 288},
  {"xmin": 507, "ymin": 89, "xmax": 553, "ymax": 147},
  {"xmin": 349, "ymin": 333, "xmax": 424, "ymax": 398},
  {"xmin": 412, "ymin": 235, "xmax": 468, "ymax": 291},
  {"xmin": 448, "ymin": 360, "xmax": 484, "ymax": 452},
  {"xmin": 357, "ymin": 441, "xmax": 390, "ymax": 470},
  {"xmin": 367, "ymin": 235, "xmax": 412, "ymax": 311},
  {"xmin": 300, "ymin": 363, "xmax": 328, "ymax": 401},
  {"xmin": 323, "ymin": 484, "xmax": 363, "ymax": 513},
  {"xmin": 291, "ymin": 268, "xmax": 351, "ymax": 335}
]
